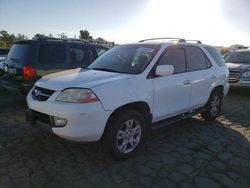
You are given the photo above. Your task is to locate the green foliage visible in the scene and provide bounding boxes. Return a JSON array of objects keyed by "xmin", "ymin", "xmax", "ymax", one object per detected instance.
[
  {"xmin": 0, "ymin": 30, "xmax": 28, "ymax": 47},
  {"xmin": 220, "ymin": 47, "xmax": 230, "ymax": 55},
  {"xmin": 0, "ymin": 30, "xmax": 15, "ymax": 47},
  {"xmin": 0, "ymin": 40, "xmax": 7, "ymax": 47},
  {"xmin": 15, "ymin": 33, "xmax": 28, "ymax": 41},
  {"xmin": 79, "ymin": 30, "xmax": 92, "ymax": 39},
  {"xmin": 33, "ymin": 33, "xmax": 50, "ymax": 39},
  {"xmin": 96, "ymin": 37, "xmax": 106, "ymax": 42}
]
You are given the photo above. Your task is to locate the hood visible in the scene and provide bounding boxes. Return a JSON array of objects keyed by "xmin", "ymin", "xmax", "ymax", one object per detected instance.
[
  {"xmin": 36, "ymin": 68, "xmax": 132, "ymax": 91},
  {"xmin": 226, "ymin": 62, "xmax": 250, "ymax": 70}
]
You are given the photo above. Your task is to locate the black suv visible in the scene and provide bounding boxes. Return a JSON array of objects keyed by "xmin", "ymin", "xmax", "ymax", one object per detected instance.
[{"xmin": 1, "ymin": 39, "xmax": 108, "ymax": 94}]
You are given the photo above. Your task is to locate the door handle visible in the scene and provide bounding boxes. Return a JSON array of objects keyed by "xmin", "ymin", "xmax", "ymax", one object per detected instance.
[
  {"xmin": 183, "ymin": 80, "xmax": 192, "ymax": 85},
  {"xmin": 210, "ymin": 75, "xmax": 216, "ymax": 79}
]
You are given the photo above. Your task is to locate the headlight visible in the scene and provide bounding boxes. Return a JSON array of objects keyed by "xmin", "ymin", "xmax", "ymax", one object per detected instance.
[
  {"xmin": 240, "ymin": 71, "xmax": 250, "ymax": 78},
  {"xmin": 56, "ymin": 88, "xmax": 99, "ymax": 103}
]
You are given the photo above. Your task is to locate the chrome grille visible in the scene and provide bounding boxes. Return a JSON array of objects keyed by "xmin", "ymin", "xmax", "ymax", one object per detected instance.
[
  {"xmin": 228, "ymin": 70, "xmax": 241, "ymax": 83},
  {"xmin": 32, "ymin": 86, "xmax": 55, "ymax": 101}
]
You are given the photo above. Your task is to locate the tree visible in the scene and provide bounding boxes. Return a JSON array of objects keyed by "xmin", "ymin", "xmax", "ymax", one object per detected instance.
[
  {"xmin": 220, "ymin": 47, "xmax": 230, "ymax": 55},
  {"xmin": 0, "ymin": 30, "xmax": 15, "ymax": 47},
  {"xmin": 96, "ymin": 37, "xmax": 106, "ymax": 42},
  {"xmin": 0, "ymin": 40, "xmax": 7, "ymax": 47},
  {"xmin": 33, "ymin": 33, "xmax": 51, "ymax": 39},
  {"xmin": 57, "ymin": 33, "xmax": 67, "ymax": 39},
  {"xmin": 15, "ymin": 33, "xmax": 28, "ymax": 41},
  {"xmin": 79, "ymin": 30, "xmax": 92, "ymax": 40}
]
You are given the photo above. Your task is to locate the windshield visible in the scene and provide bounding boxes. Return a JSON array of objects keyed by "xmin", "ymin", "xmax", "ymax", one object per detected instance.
[
  {"xmin": 88, "ymin": 44, "xmax": 159, "ymax": 74},
  {"xmin": 227, "ymin": 51, "xmax": 250, "ymax": 64},
  {"xmin": 7, "ymin": 44, "xmax": 31, "ymax": 61}
]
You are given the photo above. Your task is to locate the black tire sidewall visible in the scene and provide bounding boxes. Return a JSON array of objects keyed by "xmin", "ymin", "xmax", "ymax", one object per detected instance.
[
  {"xmin": 105, "ymin": 110, "xmax": 147, "ymax": 160},
  {"xmin": 203, "ymin": 91, "xmax": 223, "ymax": 120}
]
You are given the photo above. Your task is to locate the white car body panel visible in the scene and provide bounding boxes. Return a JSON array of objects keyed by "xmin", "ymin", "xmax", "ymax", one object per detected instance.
[
  {"xmin": 152, "ymin": 72, "xmax": 191, "ymax": 122},
  {"xmin": 92, "ymin": 76, "xmax": 154, "ymax": 113},
  {"xmin": 37, "ymin": 68, "xmax": 132, "ymax": 91},
  {"xmin": 27, "ymin": 91, "xmax": 112, "ymax": 141}
]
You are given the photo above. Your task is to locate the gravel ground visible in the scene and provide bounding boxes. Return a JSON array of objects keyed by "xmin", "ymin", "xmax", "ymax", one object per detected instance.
[{"xmin": 0, "ymin": 87, "xmax": 249, "ymax": 188}]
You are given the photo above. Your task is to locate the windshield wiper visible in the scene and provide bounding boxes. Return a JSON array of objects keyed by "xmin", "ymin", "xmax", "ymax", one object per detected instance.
[{"xmin": 91, "ymin": 67, "xmax": 117, "ymax": 72}]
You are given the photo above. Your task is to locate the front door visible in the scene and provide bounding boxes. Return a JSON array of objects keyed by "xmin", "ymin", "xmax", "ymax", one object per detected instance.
[{"xmin": 152, "ymin": 47, "xmax": 191, "ymax": 122}]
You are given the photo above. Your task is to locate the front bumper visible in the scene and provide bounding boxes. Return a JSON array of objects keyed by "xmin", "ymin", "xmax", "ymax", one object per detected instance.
[
  {"xmin": 26, "ymin": 91, "xmax": 112, "ymax": 142},
  {"xmin": 229, "ymin": 80, "xmax": 250, "ymax": 87}
]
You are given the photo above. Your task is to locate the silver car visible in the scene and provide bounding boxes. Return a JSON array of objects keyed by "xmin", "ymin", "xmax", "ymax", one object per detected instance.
[{"xmin": 226, "ymin": 48, "xmax": 250, "ymax": 87}]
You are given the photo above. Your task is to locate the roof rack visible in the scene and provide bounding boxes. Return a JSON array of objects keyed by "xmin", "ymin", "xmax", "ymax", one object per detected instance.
[
  {"xmin": 185, "ymin": 40, "xmax": 202, "ymax": 44},
  {"xmin": 139, "ymin": 37, "xmax": 202, "ymax": 44},
  {"xmin": 62, "ymin": 38, "xmax": 91, "ymax": 43},
  {"xmin": 139, "ymin": 37, "xmax": 185, "ymax": 43},
  {"xmin": 36, "ymin": 37, "xmax": 61, "ymax": 41}
]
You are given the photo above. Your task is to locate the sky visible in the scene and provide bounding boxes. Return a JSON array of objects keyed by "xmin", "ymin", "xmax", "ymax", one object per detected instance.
[{"xmin": 0, "ymin": 0, "xmax": 249, "ymax": 46}]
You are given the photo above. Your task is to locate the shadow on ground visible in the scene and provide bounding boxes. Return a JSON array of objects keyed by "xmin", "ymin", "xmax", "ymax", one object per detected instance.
[{"xmin": 0, "ymin": 88, "xmax": 26, "ymax": 113}]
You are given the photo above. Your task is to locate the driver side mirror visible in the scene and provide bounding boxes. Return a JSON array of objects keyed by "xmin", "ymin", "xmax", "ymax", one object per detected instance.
[{"xmin": 155, "ymin": 65, "xmax": 174, "ymax": 77}]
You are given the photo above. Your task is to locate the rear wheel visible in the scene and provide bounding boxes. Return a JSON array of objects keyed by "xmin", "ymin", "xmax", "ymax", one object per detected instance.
[
  {"xmin": 102, "ymin": 110, "xmax": 147, "ymax": 160},
  {"xmin": 201, "ymin": 90, "xmax": 223, "ymax": 121}
]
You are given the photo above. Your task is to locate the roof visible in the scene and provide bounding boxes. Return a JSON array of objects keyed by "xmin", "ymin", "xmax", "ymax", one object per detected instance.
[{"xmin": 14, "ymin": 39, "xmax": 110, "ymax": 48}]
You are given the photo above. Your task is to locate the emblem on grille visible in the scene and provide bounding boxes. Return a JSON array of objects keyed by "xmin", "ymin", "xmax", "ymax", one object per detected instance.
[{"xmin": 34, "ymin": 89, "xmax": 41, "ymax": 97}]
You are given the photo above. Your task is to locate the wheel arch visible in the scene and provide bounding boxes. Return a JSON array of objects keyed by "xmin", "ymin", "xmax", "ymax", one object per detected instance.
[
  {"xmin": 211, "ymin": 85, "xmax": 224, "ymax": 96},
  {"xmin": 100, "ymin": 101, "xmax": 152, "ymax": 140}
]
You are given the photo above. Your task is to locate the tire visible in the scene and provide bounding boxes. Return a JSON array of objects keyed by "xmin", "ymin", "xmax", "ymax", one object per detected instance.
[
  {"xmin": 201, "ymin": 90, "xmax": 223, "ymax": 121},
  {"xmin": 102, "ymin": 110, "xmax": 147, "ymax": 160}
]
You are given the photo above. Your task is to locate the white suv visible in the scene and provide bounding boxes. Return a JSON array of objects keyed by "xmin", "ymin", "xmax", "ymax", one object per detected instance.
[{"xmin": 26, "ymin": 38, "xmax": 229, "ymax": 159}]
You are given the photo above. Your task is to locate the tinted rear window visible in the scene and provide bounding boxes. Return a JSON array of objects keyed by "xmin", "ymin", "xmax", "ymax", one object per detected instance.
[
  {"xmin": 0, "ymin": 49, "xmax": 10, "ymax": 55},
  {"xmin": 38, "ymin": 44, "xmax": 65, "ymax": 63},
  {"xmin": 7, "ymin": 44, "xmax": 31, "ymax": 61},
  {"xmin": 205, "ymin": 46, "xmax": 226, "ymax": 67}
]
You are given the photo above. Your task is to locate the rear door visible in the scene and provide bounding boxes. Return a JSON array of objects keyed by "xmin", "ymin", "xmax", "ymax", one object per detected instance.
[
  {"xmin": 152, "ymin": 46, "xmax": 192, "ymax": 121},
  {"xmin": 35, "ymin": 42, "xmax": 67, "ymax": 76},
  {"xmin": 185, "ymin": 45, "xmax": 213, "ymax": 109}
]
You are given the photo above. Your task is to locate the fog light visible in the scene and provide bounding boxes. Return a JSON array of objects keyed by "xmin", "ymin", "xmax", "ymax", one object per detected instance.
[{"xmin": 53, "ymin": 116, "xmax": 67, "ymax": 127}]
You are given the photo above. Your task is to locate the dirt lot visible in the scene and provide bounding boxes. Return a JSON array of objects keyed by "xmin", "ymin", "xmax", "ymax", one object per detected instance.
[{"xmin": 0, "ymin": 87, "xmax": 249, "ymax": 188}]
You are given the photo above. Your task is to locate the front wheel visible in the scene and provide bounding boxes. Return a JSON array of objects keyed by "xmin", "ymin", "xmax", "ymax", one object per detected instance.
[
  {"xmin": 102, "ymin": 110, "xmax": 147, "ymax": 160},
  {"xmin": 201, "ymin": 91, "xmax": 223, "ymax": 121}
]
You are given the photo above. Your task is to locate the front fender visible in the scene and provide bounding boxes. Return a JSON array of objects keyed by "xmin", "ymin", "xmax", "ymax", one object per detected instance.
[{"xmin": 92, "ymin": 77, "xmax": 154, "ymax": 113}]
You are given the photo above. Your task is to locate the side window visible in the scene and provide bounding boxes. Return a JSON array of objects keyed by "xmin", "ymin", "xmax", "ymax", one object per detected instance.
[
  {"xmin": 69, "ymin": 46, "xmax": 94, "ymax": 67},
  {"xmin": 158, "ymin": 48, "xmax": 186, "ymax": 74},
  {"xmin": 95, "ymin": 47, "xmax": 108, "ymax": 56},
  {"xmin": 186, "ymin": 46, "xmax": 207, "ymax": 71},
  {"xmin": 39, "ymin": 44, "xmax": 65, "ymax": 63},
  {"xmin": 205, "ymin": 46, "xmax": 226, "ymax": 67},
  {"xmin": 206, "ymin": 57, "xmax": 212, "ymax": 68}
]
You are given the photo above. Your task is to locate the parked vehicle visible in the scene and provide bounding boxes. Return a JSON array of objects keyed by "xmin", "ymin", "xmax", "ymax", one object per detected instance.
[
  {"xmin": 26, "ymin": 38, "xmax": 229, "ymax": 159},
  {"xmin": 1, "ymin": 39, "xmax": 108, "ymax": 94},
  {"xmin": 0, "ymin": 47, "xmax": 10, "ymax": 60},
  {"xmin": 0, "ymin": 48, "xmax": 10, "ymax": 76},
  {"xmin": 226, "ymin": 48, "xmax": 250, "ymax": 87}
]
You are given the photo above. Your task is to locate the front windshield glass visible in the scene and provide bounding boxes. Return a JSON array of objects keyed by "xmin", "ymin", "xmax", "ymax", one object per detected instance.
[
  {"xmin": 88, "ymin": 44, "xmax": 159, "ymax": 74},
  {"xmin": 227, "ymin": 51, "xmax": 250, "ymax": 64}
]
